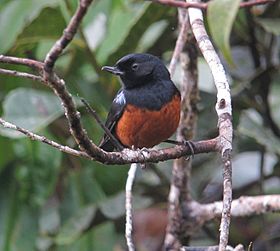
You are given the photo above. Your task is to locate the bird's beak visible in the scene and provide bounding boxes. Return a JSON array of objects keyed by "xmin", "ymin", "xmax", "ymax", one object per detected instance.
[{"xmin": 101, "ymin": 66, "xmax": 124, "ymax": 76}]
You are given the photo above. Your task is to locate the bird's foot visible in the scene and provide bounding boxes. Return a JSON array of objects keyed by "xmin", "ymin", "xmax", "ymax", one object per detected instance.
[
  {"xmin": 182, "ymin": 140, "xmax": 195, "ymax": 160},
  {"xmin": 131, "ymin": 146, "xmax": 149, "ymax": 169},
  {"xmin": 164, "ymin": 139, "xmax": 194, "ymax": 159}
]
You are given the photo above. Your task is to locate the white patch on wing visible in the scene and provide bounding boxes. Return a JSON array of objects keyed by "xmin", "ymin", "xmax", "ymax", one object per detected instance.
[{"xmin": 114, "ymin": 91, "xmax": 126, "ymax": 105}]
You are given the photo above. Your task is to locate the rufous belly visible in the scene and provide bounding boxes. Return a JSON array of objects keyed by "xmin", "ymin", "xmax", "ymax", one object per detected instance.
[{"xmin": 115, "ymin": 94, "xmax": 181, "ymax": 148}]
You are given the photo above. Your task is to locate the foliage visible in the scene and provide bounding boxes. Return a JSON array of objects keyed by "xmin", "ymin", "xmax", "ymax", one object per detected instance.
[{"xmin": 0, "ymin": 0, "xmax": 279, "ymax": 250}]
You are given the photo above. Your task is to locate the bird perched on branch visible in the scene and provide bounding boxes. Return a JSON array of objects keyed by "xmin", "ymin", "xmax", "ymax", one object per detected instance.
[{"xmin": 99, "ymin": 53, "xmax": 181, "ymax": 152}]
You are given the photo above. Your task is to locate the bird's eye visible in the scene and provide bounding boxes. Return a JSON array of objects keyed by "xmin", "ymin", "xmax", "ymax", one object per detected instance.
[{"xmin": 131, "ymin": 63, "xmax": 138, "ymax": 71}]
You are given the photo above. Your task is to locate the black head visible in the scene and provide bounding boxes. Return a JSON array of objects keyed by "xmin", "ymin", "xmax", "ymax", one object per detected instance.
[{"xmin": 101, "ymin": 53, "xmax": 170, "ymax": 89}]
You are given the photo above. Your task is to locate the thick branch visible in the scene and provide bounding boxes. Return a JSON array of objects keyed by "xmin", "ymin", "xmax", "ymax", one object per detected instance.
[
  {"xmin": 192, "ymin": 195, "xmax": 280, "ymax": 221},
  {"xmin": 187, "ymin": 1, "xmax": 233, "ymax": 250},
  {"xmin": 0, "ymin": 112, "xmax": 218, "ymax": 164}
]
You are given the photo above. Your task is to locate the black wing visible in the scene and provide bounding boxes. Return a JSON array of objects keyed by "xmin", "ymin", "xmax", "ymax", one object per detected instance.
[{"xmin": 99, "ymin": 89, "xmax": 126, "ymax": 151}]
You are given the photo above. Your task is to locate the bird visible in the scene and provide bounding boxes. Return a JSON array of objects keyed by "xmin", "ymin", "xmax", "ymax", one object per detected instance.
[{"xmin": 99, "ymin": 53, "xmax": 181, "ymax": 152}]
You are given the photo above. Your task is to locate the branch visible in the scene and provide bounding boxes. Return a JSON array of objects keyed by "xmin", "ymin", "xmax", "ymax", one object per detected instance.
[
  {"xmin": 44, "ymin": 0, "xmax": 93, "ymax": 74},
  {"xmin": 176, "ymin": 194, "xmax": 280, "ymax": 241},
  {"xmin": 0, "ymin": 68, "xmax": 45, "ymax": 84},
  {"xmin": 168, "ymin": 10, "xmax": 190, "ymax": 76},
  {"xmin": 125, "ymin": 164, "xmax": 137, "ymax": 251},
  {"xmin": 81, "ymin": 98, "xmax": 124, "ymax": 151},
  {"xmin": 150, "ymin": 0, "xmax": 274, "ymax": 10},
  {"xmin": 187, "ymin": 1, "xmax": 233, "ymax": 250},
  {"xmin": 165, "ymin": 9, "xmax": 199, "ymax": 249},
  {"xmin": 0, "ymin": 55, "xmax": 43, "ymax": 70},
  {"xmin": 192, "ymin": 195, "xmax": 280, "ymax": 221},
  {"xmin": 0, "ymin": 104, "xmax": 218, "ymax": 164},
  {"xmin": 181, "ymin": 244, "xmax": 245, "ymax": 251},
  {"xmin": 0, "ymin": 118, "xmax": 90, "ymax": 159}
]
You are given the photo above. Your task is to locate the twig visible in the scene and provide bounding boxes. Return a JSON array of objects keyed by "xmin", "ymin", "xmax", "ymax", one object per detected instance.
[
  {"xmin": 44, "ymin": 0, "xmax": 93, "ymax": 74},
  {"xmin": 125, "ymin": 163, "xmax": 137, "ymax": 251},
  {"xmin": 0, "ymin": 118, "xmax": 91, "ymax": 159},
  {"xmin": 0, "ymin": 68, "xmax": 45, "ymax": 83},
  {"xmin": 169, "ymin": 11, "xmax": 189, "ymax": 76},
  {"xmin": 150, "ymin": 0, "xmax": 274, "ymax": 10},
  {"xmin": 187, "ymin": 1, "xmax": 233, "ymax": 251},
  {"xmin": 0, "ymin": 55, "xmax": 43, "ymax": 70},
  {"xmin": 81, "ymin": 98, "xmax": 124, "ymax": 151}
]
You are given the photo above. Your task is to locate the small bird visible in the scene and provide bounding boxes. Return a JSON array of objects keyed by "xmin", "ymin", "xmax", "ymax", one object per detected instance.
[{"xmin": 99, "ymin": 53, "xmax": 181, "ymax": 152}]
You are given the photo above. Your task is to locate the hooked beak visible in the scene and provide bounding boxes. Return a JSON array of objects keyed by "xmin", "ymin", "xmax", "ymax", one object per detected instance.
[{"xmin": 101, "ymin": 66, "xmax": 124, "ymax": 76}]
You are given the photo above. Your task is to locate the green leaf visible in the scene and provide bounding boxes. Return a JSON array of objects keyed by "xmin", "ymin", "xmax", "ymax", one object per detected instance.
[
  {"xmin": 10, "ymin": 207, "xmax": 38, "ymax": 251},
  {"xmin": 13, "ymin": 139, "xmax": 62, "ymax": 206},
  {"xmin": 99, "ymin": 192, "xmax": 125, "ymax": 219},
  {"xmin": 0, "ymin": 180, "xmax": 21, "ymax": 251},
  {"xmin": 91, "ymin": 222, "xmax": 116, "ymax": 251},
  {"xmin": 97, "ymin": 2, "xmax": 170, "ymax": 64},
  {"xmin": 55, "ymin": 204, "xmax": 97, "ymax": 245},
  {"xmin": 238, "ymin": 110, "xmax": 280, "ymax": 155},
  {"xmin": 15, "ymin": 7, "xmax": 67, "ymax": 49},
  {"xmin": 0, "ymin": 137, "xmax": 13, "ymax": 174},
  {"xmin": 0, "ymin": 88, "xmax": 81, "ymax": 138},
  {"xmin": 0, "ymin": 0, "xmax": 58, "ymax": 53},
  {"xmin": 136, "ymin": 20, "xmax": 169, "ymax": 52},
  {"xmin": 207, "ymin": 0, "xmax": 242, "ymax": 66},
  {"xmin": 257, "ymin": 18, "xmax": 280, "ymax": 35}
]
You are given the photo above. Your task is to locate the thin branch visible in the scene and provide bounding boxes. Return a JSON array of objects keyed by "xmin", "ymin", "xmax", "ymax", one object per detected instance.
[
  {"xmin": 187, "ymin": 1, "xmax": 233, "ymax": 250},
  {"xmin": 81, "ymin": 98, "xmax": 124, "ymax": 151},
  {"xmin": 44, "ymin": 0, "xmax": 93, "ymax": 74},
  {"xmin": 169, "ymin": 11, "xmax": 189, "ymax": 76},
  {"xmin": 125, "ymin": 163, "xmax": 137, "ymax": 251},
  {"xmin": 0, "ymin": 54, "xmax": 105, "ymax": 160},
  {"xmin": 0, "ymin": 55, "xmax": 43, "ymax": 70},
  {"xmin": 0, "ymin": 68, "xmax": 45, "ymax": 83},
  {"xmin": 0, "ymin": 118, "xmax": 91, "ymax": 159},
  {"xmin": 150, "ymin": 0, "xmax": 274, "ymax": 10}
]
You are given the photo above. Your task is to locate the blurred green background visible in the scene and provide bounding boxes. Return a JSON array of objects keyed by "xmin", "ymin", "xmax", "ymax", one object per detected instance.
[{"xmin": 0, "ymin": 0, "xmax": 280, "ymax": 250}]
